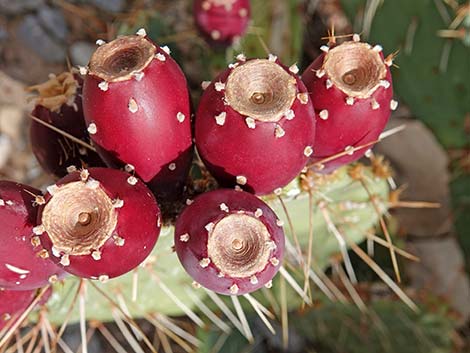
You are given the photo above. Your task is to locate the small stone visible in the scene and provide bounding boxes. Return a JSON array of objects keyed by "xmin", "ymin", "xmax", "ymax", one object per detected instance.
[
  {"xmin": 16, "ymin": 15, "xmax": 66, "ymax": 63},
  {"xmin": 69, "ymin": 41, "xmax": 95, "ymax": 66},
  {"xmin": 89, "ymin": 0, "xmax": 125, "ymax": 13},
  {"xmin": 38, "ymin": 5, "xmax": 68, "ymax": 41}
]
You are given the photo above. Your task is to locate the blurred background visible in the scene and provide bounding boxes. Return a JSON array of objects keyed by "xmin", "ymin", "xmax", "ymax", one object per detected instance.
[{"xmin": 0, "ymin": 0, "xmax": 469, "ymax": 352}]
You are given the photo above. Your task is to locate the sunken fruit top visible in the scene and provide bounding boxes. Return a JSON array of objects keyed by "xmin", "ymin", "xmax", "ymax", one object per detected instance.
[
  {"xmin": 88, "ymin": 35, "xmax": 156, "ymax": 82},
  {"xmin": 225, "ymin": 59, "xmax": 297, "ymax": 122},
  {"xmin": 41, "ymin": 179, "xmax": 118, "ymax": 256},
  {"xmin": 323, "ymin": 41, "xmax": 387, "ymax": 99}
]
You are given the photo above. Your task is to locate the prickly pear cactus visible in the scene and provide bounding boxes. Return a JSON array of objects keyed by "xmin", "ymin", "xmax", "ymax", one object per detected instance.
[
  {"xmin": 43, "ymin": 162, "xmax": 389, "ymax": 325},
  {"xmin": 341, "ymin": 0, "xmax": 470, "ymax": 148}
]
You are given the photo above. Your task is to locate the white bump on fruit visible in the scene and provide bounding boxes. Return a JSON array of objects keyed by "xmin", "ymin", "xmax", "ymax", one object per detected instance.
[
  {"xmin": 380, "ymin": 80, "xmax": 391, "ymax": 89},
  {"xmin": 155, "ymin": 53, "xmax": 166, "ymax": 61},
  {"xmin": 284, "ymin": 109, "xmax": 295, "ymax": 120},
  {"xmin": 201, "ymin": 81, "xmax": 211, "ymax": 90},
  {"xmin": 268, "ymin": 54, "xmax": 277, "ymax": 62},
  {"xmin": 236, "ymin": 53, "xmax": 246, "ymax": 62},
  {"xmin": 124, "ymin": 164, "xmax": 135, "ymax": 173},
  {"xmin": 78, "ymin": 66, "xmax": 88, "ymax": 75},
  {"xmin": 390, "ymin": 99, "xmax": 398, "ymax": 110},
  {"xmin": 186, "ymin": 199, "xmax": 194, "ymax": 205},
  {"xmin": 297, "ymin": 92, "xmax": 309, "ymax": 104},
  {"xmin": 289, "ymin": 64, "xmax": 299, "ymax": 74},
  {"xmin": 80, "ymin": 169, "xmax": 89, "ymax": 181},
  {"xmin": 99, "ymin": 275, "xmax": 109, "ymax": 283},
  {"xmin": 47, "ymin": 184, "xmax": 59, "ymax": 195},
  {"xmin": 345, "ymin": 146, "xmax": 355, "ymax": 155},
  {"xmin": 60, "ymin": 254, "xmax": 70, "ymax": 266},
  {"xmin": 254, "ymin": 208, "xmax": 263, "ymax": 218},
  {"xmin": 177, "ymin": 112, "xmax": 186, "ymax": 123},
  {"xmin": 371, "ymin": 99, "xmax": 380, "ymax": 110},
  {"xmin": 270, "ymin": 257, "xmax": 280, "ymax": 266},
  {"xmin": 85, "ymin": 179, "xmax": 100, "ymax": 189},
  {"xmin": 87, "ymin": 123, "xmax": 97, "ymax": 135},
  {"xmin": 325, "ymin": 79, "xmax": 333, "ymax": 89},
  {"xmin": 95, "ymin": 39, "xmax": 105, "ymax": 46},
  {"xmin": 265, "ymin": 280, "xmax": 273, "ymax": 288},
  {"xmin": 127, "ymin": 176, "xmax": 138, "ymax": 185},
  {"xmin": 320, "ymin": 45, "xmax": 329, "ymax": 53},
  {"xmin": 274, "ymin": 125, "xmax": 285, "ymax": 138},
  {"xmin": 319, "ymin": 109, "xmax": 329, "ymax": 120},
  {"xmin": 192, "ymin": 281, "xmax": 201, "ymax": 288},
  {"xmin": 316, "ymin": 69, "xmax": 326, "ymax": 78},
  {"xmin": 236, "ymin": 175, "xmax": 247, "ymax": 185},
  {"xmin": 245, "ymin": 117, "xmax": 256, "ymax": 129},
  {"xmin": 214, "ymin": 81, "xmax": 225, "ymax": 91},
  {"xmin": 113, "ymin": 235, "xmax": 125, "ymax": 246},
  {"xmin": 215, "ymin": 112, "xmax": 226, "ymax": 126},
  {"xmin": 136, "ymin": 28, "xmax": 147, "ymax": 37},
  {"xmin": 239, "ymin": 8, "xmax": 248, "ymax": 17},
  {"xmin": 205, "ymin": 222, "xmax": 215, "ymax": 233},
  {"xmin": 274, "ymin": 188, "xmax": 282, "ymax": 195},
  {"xmin": 229, "ymin": 284, "xmax": 239, "ymax": 294},
  {"xmin": 276, "ymin": 219, "xmax": 284, "ymax": 227},
  {"xmin": 353, "ymin": 33, "xmax": 361, "ymax": 42},
  {"xmin": 211, "ymin": 30, "xmax": 221, "ymax": 40},
  {"xmin": 199, "ymin": 258, "xmax": 211, "ymax": 268},
  {"xmin": 372, "ymin": 44, "xmax": 383, "ymax": 52},
  {"xmin": 66, "ymin": 165, "xmax": 77, "ymax": 173},
  {"xmin": 91, "ymin": 250, "xmax": 101, "ymax": 260},
  {"xmin": 180, "ymin": 233, "xmax": 190, "ymax": 242},
  {"xmin": 303, "ymin": 146, "xmax": 313, "ymax": 157},
  {"xmin": 168, "ymin": 163, "xmax": 176, "ymax": 171},
  {"xmin": 219, "ymin": 203, "xmax": 229, "ymax": 212},
  {"xmin": 128, "ymin": 98, "xmax": 139, "ymax": 113},
  {"xmin": 346, "ymin": 97, "xmax": 355, "ymax": 105},
  {"xmin": 133, "ymin": 72, "xmax": 144, "ymax": 81},
  {"xmin": 161, "ymin": 46, "xmax": 171, "ymax": 55},
  {"xmin": 250, "ymin": 275, "xmax": 258, "ymax": 284}
]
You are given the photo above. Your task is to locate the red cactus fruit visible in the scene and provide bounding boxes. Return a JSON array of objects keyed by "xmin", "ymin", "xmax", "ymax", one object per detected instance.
[
  {"xmin": 36, "ymin": 167, "xmax": 161, "ymax": 280},
  {"xmin": 175, "ymin": 189, "xmax": 284, "ymax": 295},
  {"xmin": 193, "ymin": 0, "xmax": 250, "ymax": 46},
  {"xmin": 195, "ymin": 55, "xmax": 316, "ymax": 195},
  {"xmin": 0, "ymin": 288, "xmax": 36, "ymax": 330},
  {"xmin": 0, "ymin": 181, "xmax": 66, "ymax": 291},
  {"xmin": 302, "ymin": 38, "xmax": 396, "ymax": 173},
  {"xmin": 82, "ymin": 31, "xmax": 193, "ymax": 202},
  {"xmin": 29, "ymin": 72, "xmax": 104, "ymax": 178}
]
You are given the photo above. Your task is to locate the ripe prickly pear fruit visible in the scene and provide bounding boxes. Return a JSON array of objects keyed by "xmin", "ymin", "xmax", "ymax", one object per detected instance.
[
  {"xmin": 195, "ymin": 56, "xmax": 316, "ymax": 195},
  {"xmin": 175, "ymin": 189, "xmax": 284, "ymax": 295},
  {"xmin": 302, "ymin": 38, "xmax": 395, "ymax": 173},
  {"xmin": 36, "ymin": 168, "xmax": 161, "ymax": 280},
  {"xmin": 0, "ymin": 181, "xmax": 65, "ymax": 290},
  {"xmin": 194, "ymin": 0, "xmax": 250, "ymax": 46},
  {"xmin": 0, "ymin": 288, "xmax": 36, "ymax": 330},
  {"xmin": 29, "ymin": 72, "xmax": 104, "ymax": 178},
  {"xmin": 82, "ymin": 32, "xmax": 193, "ymax": 202}
]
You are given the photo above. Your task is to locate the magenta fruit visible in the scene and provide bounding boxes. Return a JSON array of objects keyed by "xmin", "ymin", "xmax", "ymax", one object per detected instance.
[
  {"xmin": 82, "ymin": 32, "xmax": 193, "ymax": 201},
  {"xmin": 302, "ymin": 38, "xmax": 395, "ymax": 173},
  {"xmin": 29, "ymin": 72, "xmax": 104, "ymax": 178},
  {"xmin": 0, "ymin": 288, "xmax": 36, "ymax": 330},
  {"xmin": 175, "ymin": 189, "xmax": 284, "ymax": 295},
  {"xmin": 36, "ymin": 167, "xmax": 161, "ymax": 280},
  {"xmin": 194, "ymin": 0, "xmax": 250, "ymax": 46},
  {"xmin": 0, "ymin": 181, "xmax": 65, "ymax": 290},
  {"xmin": 195, "ymin": 56, "xmax": 316, "ymax": 195}
]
